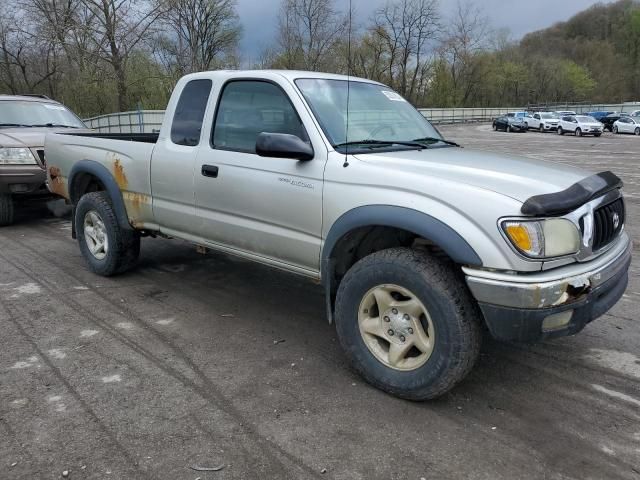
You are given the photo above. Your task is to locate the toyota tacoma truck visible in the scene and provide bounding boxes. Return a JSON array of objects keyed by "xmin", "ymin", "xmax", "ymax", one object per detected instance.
[
  {"xmin": 44, "ymin": 70, "xmax": 632, "ymax": 400},
  {"xmin": 0, "ymin": 94, "xmax": 87, "ymax": 225}
]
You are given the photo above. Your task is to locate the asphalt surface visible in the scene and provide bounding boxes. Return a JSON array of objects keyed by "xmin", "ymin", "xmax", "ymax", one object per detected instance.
[{"xmin": 1, "ymin": 124, "xmax": 639, "ymax": 480}]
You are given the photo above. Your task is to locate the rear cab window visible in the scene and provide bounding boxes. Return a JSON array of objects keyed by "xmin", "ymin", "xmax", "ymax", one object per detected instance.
[{"xmin": 171, "ymin": 79, "xmax": 213, "ymax": 146}]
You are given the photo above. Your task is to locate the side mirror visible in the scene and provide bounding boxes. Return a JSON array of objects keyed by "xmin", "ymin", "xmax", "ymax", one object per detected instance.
[{"xmin": 256, "ymin": 132, "xmax": 314, "ymax": 161}]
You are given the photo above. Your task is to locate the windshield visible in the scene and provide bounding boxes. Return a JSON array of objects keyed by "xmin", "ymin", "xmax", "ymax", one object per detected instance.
[
  {"xmin": 0, "ymin": 100, "xmax": 85, "ymax": 128},
  {"xmin": 294, "ymin": 79, "xmax": 444, "ymax": 151},
  {"xmin": 577, "ymin": 116, "xmax": 596, "ymax": 122},
  {"xmin": 540, "ymin": 113, "xmax": 556, "ymax": 119}
]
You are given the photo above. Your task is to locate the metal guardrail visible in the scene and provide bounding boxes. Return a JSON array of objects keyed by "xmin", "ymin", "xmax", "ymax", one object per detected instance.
[
  {"xmin": 83, "ymin": 110, "xmax": 165, "ymax": 133},
  {"xmin": 84, "ymin": 102, "xmax": 640, "ymax": 132}
]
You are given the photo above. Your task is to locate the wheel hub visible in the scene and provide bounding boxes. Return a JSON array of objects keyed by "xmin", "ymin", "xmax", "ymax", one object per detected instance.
[
  {"xmin": 358, "ymin": 284, "xmax": 435, "ymax": 371},
  {"xmin": 83, "ymin": 210, "xmax": 109, "ymax": 260},
  {"xmin": 383, "ymin": 307, "xmax": 413, "ymax": 342}
]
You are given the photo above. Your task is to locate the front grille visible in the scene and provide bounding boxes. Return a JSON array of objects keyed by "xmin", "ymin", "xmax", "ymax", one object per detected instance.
[{"xmin": 592, "ymin": 198, "xmax": 625, "ymax": 251}]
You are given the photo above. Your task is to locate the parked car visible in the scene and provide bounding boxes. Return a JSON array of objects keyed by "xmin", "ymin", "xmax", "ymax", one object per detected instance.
[
  {"xmin": 529, "ymin": 112, "xmax": 560, "ymax": 132},
  {"xmin": 586, "ymin": 111, "xmax": 614, "ymax": 121},
  {"xmin": 492, "ymin": 113, "xmax": 528, "ymax": 132},
  {"xmin": 557, "ymin": 115, "xmax": 603, "ymax": 137},
  {"xmin": 601, "ymin": 113, "xmax": 625, "ymax": 132},
  {"xmin": 44, "ymin": 70, "xmax": 631, "ymax": 400},
  {"xmin": 0, "ymin": 94, "xmax": 86, "ymax": 225},
  {"xmin": 613, "ymin": 116, "xmax": 640, "ymax": 135},
  {"xmin": 628, "ymin": 110, "xmax": 640, "ymax": 117}
]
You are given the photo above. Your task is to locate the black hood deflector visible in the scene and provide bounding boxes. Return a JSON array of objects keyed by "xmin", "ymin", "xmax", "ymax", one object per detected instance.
[{"xmin": 521, "ymin": 171, "xmax": 622, "ymax": 216}]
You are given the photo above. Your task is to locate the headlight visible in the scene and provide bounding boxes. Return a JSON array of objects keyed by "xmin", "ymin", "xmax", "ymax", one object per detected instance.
[
  {"xmin": 0, "ymin": 147, "xmax": 37, "ymax": 164},
  {"xmin": 502, "ymin": 218, "xmax": 580, "ymax": 258}
]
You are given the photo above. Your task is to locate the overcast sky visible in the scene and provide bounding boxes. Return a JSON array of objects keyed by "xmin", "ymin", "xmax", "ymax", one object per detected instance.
[{"xmin": 235, "ymin": 0, "xmax": 617, "ymax": 63}]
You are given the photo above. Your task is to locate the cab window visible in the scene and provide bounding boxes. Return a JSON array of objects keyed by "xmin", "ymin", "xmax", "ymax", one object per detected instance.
[
  {"xmin": 212, "ymin": 80, "xmax": 307, "ymax": 153},
  {"xmin": 171, "ymin": 79, "xmax": 212, "ymax": 146}
]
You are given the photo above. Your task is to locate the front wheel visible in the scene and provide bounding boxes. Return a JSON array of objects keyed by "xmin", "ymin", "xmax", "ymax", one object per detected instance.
[
  {"xmin": 613, "ymin": 126, "xmax": 619, "ymax": 134},
  {"xmin": 0, "ymin": 193, "xmax": 14, "ymax": 226},
  {"xmin": 539, "ymin": 124, "xmax": 544, "ymax": 132},
  {"xmin": 576, "ymin": 128, "xmax": 582, "ymax": 137},
  {"xmin": 334, "ymin": 248, "xmax": 481, "ymax": 400},
  {"xmin": 557, "ymin": 127, "xmax": 564, "ymax": 135},
  {"xmin": 635, "ymin": 128, "xmax": 640, "ymax": 136},
  {"xmin": 75, "ymin": 191, "xmax": 140, "ymax": 276}
]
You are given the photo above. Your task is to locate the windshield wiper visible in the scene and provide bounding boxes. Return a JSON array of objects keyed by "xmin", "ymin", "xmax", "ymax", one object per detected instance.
[
  {"xmin": 412, "ymin": 137, "xmax": 460, "ymax": 147},
  {"xmin": 0, "ymin": 123, "xmax": 34, "ymax": 128},
  {"xmin": 334, "ymin": 139, "xmax": 428, "ymax": 150},
  {"xmin": 31, "ymin": 123, "xmax": 77, "ymax": 128}
]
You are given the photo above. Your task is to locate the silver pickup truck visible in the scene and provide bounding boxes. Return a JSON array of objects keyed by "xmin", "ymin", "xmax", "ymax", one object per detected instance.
[{"xmin": 45, "ymin": 70, "xmax": 631, "ymax": 400}]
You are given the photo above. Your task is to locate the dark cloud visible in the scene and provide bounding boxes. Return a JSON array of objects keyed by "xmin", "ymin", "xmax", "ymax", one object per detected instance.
[{"xmin": 236, "ymin": 0, "xmax": 617, "ymax": 63}]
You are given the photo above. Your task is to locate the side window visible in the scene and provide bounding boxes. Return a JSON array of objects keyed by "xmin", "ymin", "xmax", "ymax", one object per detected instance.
[
  {"xmin": 212, "ymin": 81, "xmax": 307, "ymax": 153},
  {"xmin": 171, "ymin": 79, "xmax": 212, "ymax": 146}
]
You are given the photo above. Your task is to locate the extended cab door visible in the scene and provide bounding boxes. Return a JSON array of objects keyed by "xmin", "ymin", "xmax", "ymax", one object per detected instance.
[
  {"xmin": 194, "ymin": 77, "xmax": 327, "ymax": 275},
  {"xmin": 151, "ymin": 78, "xmax": 213, "ymax": 235}
]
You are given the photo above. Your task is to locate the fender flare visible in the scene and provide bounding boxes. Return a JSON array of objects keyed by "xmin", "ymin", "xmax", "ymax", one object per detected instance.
[
  {"xmin": 321, "ymin": 205, "xmax": 482, "ymax": 322},
  {"xmin": 68, "ymin": 159, "xmax": 133, "ymax": 232}
]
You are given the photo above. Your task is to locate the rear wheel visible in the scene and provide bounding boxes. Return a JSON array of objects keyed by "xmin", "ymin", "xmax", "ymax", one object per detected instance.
[
  {"xmin": 334, "ymin": 248, "xmax": 481, "ymax": 400},
  {"xmin": 492, "ymin": 122, "xmax": 497, "ymax": 131},
  {"xmin": 508, "ymin": 125, "xmax": 513, "ymax": 132},
  {"xmin": 0, "ymin": 194, "xmax": 14, "ymax": 226},
  {"xmin": 75, "ymin": 191, "xmax": 140, "ymax": 276}
]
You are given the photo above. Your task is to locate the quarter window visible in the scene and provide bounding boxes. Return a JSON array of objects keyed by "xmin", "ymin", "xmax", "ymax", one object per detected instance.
[
  {"xmin": 212, "ymin": 81, "xmax": 307, "ymax": 153},
  {"xmin": 171, "ymin": 79, "xmax": 212, "ymax": 146}
]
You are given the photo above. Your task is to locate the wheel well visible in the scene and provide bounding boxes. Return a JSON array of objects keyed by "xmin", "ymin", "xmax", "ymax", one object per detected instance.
[
  {"xmin": 70, "ymin": 172, "xmax": 106, "ymax": 204},
  {"xmin": 327, "ymin": 226, "xmax": 453, "ymax": 300}
]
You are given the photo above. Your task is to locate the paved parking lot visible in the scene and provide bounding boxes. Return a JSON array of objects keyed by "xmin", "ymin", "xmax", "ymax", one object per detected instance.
[{"xmin": 1, "ymin": 124, "xmax": 639, "ymax": 480}]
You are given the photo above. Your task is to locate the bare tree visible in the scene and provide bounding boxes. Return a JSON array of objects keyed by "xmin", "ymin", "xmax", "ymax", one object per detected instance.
[
  {"xmin": 275, "ymin": 0, "xmax": 347, "ymax": 71},
  {"xmin": 372, "ymin": 0, "xmax": 440, "ymax": 101},
  {"xmin": 439, "ymin": 0, "xmax": 490, "ymax": 105},
  {"xmin": 79, "ymin": 0, "xmax": 164, "ymax": 111},
  {"xmin": 157, "ymin": 0, "xmax": 240, "ymax": 77},
  {"xmin": 0, "ymin": 4, "xmax": 60, "ymax": 94}
]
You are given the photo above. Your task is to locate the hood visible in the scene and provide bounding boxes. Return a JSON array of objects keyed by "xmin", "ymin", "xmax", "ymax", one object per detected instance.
[
  {"xmin": 354, "ymin": 147, "xmax": 592, "ymax": 204},
  {"xmin": 0, "ymin": 127, "xmax": 86, "ymax": 148}
]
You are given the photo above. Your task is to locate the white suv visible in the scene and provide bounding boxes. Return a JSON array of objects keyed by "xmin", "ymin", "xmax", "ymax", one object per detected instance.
[
  {"xmin": 530, "ymin": 112, "xmax": 560, "ymax": 132},
  {"xmin": 557, "ymin": 115, "xmax": 603, "ymax": 137}
]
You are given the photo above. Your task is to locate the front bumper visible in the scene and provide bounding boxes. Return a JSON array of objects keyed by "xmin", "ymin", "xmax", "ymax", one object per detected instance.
[
  {"xmin": 0, "ymin": 165, "xmax": 46, "ymax": 194},
  {"xmin": 464, "ymin": 234, "xmax": 632, "ymax": 342}
]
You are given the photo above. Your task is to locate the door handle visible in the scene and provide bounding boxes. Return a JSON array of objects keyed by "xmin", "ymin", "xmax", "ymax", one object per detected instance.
[{"xmin": 201, "ymin": 165, "xmax": 219, "ymax": 178}]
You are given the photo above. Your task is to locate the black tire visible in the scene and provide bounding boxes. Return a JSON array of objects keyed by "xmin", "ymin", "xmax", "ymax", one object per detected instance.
[
  {"xmin": 557, "ymin": 126, "xmax": 564, "ymax": 135},
  {"xmin": 0, "ymin": 193, "xmax": 14, "ymax": 226},
  {"xmin": 635, "ymin": 128, "xmax": 640, "ymax": 136},
  {"xmin": 594, "ymin": 133, "xmax": 601, "ymax": 137},
  {"xmin": 492, "ymin": 122, "xmax": 497, "ymax": 131},
  {"xmin": 508, "ymin": 125, "xmax": 513, "ymax": 132},
  {"xmin": 539, "ymin": 124, "xmax": 544, "ymax": 132},
  {"xmin": 334, "ymin": 248, "xmax": 482, "ymax": 401},
  {"xmin": 613, "ymin": 126, "xmax": 619, "ymax": 134},
  {"xmin": 576, "ymin": 128, "xmax": 582, "ymax": 137},
  {"xmin": 75, "ymin": 191, "xmax": 140, "ymax": 276}
]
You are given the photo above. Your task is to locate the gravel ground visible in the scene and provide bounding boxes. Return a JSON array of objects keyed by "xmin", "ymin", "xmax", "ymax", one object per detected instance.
[{"xmin": 0, "ymin": 124, "xmax": 638, "ymax": 480}]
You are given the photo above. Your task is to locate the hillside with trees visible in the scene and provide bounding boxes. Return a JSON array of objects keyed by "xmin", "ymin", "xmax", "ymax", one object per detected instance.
[{"xmin": 0, "ymin": 0, "xmax": 638, "ymax": 117}]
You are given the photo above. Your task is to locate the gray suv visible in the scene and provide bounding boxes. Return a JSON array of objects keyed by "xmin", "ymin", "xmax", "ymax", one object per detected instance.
[{"xmin": 0, "ymin": 94, "xmax": 86, "ymax": 225}]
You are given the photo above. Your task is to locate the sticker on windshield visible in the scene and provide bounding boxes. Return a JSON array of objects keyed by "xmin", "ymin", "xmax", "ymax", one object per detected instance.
[
  {"xmin": 381, "ymin": 90, "xmax": 406, "ymax": 102},
  {"xmin": 43, "ymin": 104, "xmax": 66, "ymax": 110}
]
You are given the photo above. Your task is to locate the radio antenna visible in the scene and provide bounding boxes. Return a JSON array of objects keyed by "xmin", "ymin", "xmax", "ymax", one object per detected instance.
[{"xmin": 343, "ymin": 0, "xmax": 352, "ymax": 168}]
